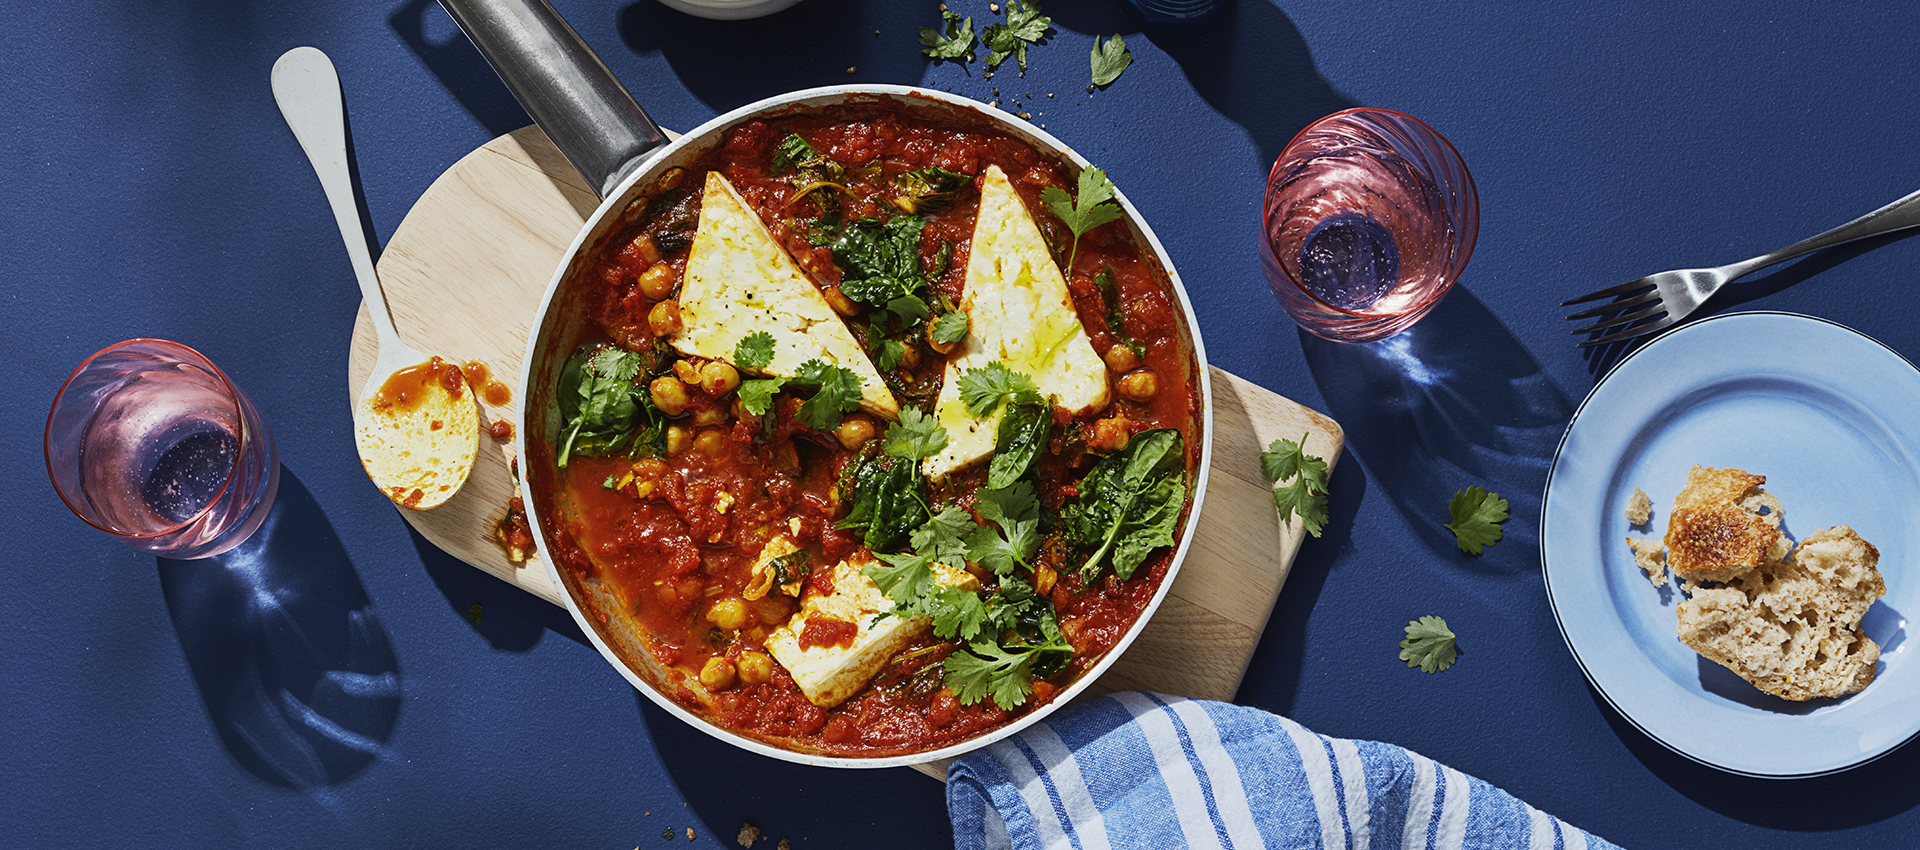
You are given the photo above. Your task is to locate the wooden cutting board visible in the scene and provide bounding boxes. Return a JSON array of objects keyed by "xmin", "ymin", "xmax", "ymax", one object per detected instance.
[{"xmin": 352, "ymin": 125, "xmax": 1343, "ymax": 732}]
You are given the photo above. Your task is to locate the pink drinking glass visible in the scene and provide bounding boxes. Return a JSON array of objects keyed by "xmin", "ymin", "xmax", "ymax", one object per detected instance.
[
  {"xmin": 1262, "ymin": 108, "xmax": 1478, "ymax": 343},
  {"xmin": 46, "ymin": 339, "xmax": 279, "ymax": 559}
]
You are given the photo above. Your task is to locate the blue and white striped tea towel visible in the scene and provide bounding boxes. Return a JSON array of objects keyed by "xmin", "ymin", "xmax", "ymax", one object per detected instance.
[{"xmin": 947, "ymin": 692, "xmax": 1621, "ymax": 850}]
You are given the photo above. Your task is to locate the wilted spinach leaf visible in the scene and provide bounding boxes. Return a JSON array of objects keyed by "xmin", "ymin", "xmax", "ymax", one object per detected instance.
[{"xmin": 1059, "ymin": 428, "xmax": 1186, "ymax": 579}]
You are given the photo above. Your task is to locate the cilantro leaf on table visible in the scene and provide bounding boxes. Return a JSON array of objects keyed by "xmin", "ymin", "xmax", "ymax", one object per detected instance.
[
  {"xmin": 958, "ymin": 361, "xmax": 1045, "ymax": 417},
  {"xmin": 1090, "ymin": 34, "xmax": 1132, "ymax": 87},
  {"xmin": 1261, "ymin": 434, "xmax": 1329, "ymax": 538},
  {"xmin": 1445, "ymin": 486, "xmax": 1509, "ymax": 555},
  {"xmin": 919, "ymin": 9, "xmax": 975, "ymax": 62},
  {"xmin": 882, "ymin": 407, "xmax": 949, "ymax": 462},
  {"xmin": 790, "ymin": 359, "xmax": 864, "ymax": 430},
  {"xmin": 733, "ymin": 331, "xmax": 775, "ymax": 370},
  {"xmin": 1039, "ymin": 167, "xmax": 1126, "ymax": 274},
  {"xmin": 981, "ymin": 0, "xmax": 1052, "ymax": 71},
  {"xmin": 1399, "ymin": 615, "xmax": 1460, "ymax": 673}
]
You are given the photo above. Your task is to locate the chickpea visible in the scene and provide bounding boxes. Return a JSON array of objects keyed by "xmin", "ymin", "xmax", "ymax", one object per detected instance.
[
  {"xmin": 699, "ymin": 360, "xmax": 741, "ymax": 397},
  {"xmin": 1034, "ymin": 563, "xmax": 1058, "ymax": 596},
  {"xmin": 628, "ymin": 233, "xmax": 663, "ymax": 266},
  {"xmin": 633, "ymin": 458, "xmax": 668, "ymax": 477},
  {"xmin": 1089, "ymin": 416, "xmax": 1131, "ymax": 453},
  {"xmin": 736, "ymin": 650, "xmax": 774, "ymax": 686},
  {"xmin": 898, "ymin": 343, "xmax": 922, "ymax": 370},
  {"xmin": 665, "ymin": 423, "xmax": 692, "ymax": 455},
  {"xmin": 654, "ymin": 166, "xmax": 685, "ymax": 194},
  {"xmin": 637, "ymin": 261, "xmax": 677, "ymax": 300},
  {"xmin": 694, "ymin": 427, "xmax": 729, "ymax": 458},
  {"xmin": 650, "ymin": 376, "xmax": 690, "ymax": 416},
  {"xmin": 691, "ymin": 404, "xmax": 727, "ymax": 426},
  {"xmin": 1104, "ymin": 344, "xmax": 1142, "ymax": 374},
  {"xmin": 706, "ymin": 597, "xmax": 750, "ymax": 631},
  {"xmin": 648, "ymin": 299, "xmax": 683, "ymax": 337},
  {"xmin": 672, "ymin": 359, "xmax": 701, "ymax": 383},
  {"xmin": 699, "ymin": 656, "xmax": 738, "ymax": 692},
  {"xmin": 821, "ymin": 285, "xmax": 859, "ymax": 317},
  {"xmin": 750, "ymin": 596, "xmax": 793, "ymax": 625},
  {"xmin": 1117, "ymin": 369, "xmax": 1159, "ymax": 403},
  {"xmin": 836, "ymin": 414, "xmax": 879, "ymax": 450}
]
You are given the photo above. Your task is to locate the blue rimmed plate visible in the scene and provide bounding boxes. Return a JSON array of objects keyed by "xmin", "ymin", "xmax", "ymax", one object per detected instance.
[{"xmin": 1543, "ymin": 312, "xmax": 1919, "ymax": 777}]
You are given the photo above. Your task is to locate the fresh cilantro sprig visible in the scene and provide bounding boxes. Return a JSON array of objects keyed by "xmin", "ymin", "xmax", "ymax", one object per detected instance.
[
  {"xmin": 882, "ymin": 407, "xmax": 949, "ymax": 462},
  {"xmin": 919, "ymin": 9, "xmax": 975, "ymax": 62},
  {"xmin": 981, "ymin": 0, "xmax": 1052, "ymax": 71},
  {"xmin": 967, "ymin": 482, "xmax": 1042, "ymax": 576},
  {"xmin": 958, "ymin": 361, "xmax": 1045, "ymax": 417},
  {"xmin": 932, "ymin": 309, "xmax": 970, "ymax": 346},
  {"xmin": 1399, "ymin": 615, "xmax": 1460, "ymax": 674},
  {"xmin": 945, "ymin": 629, "xmax": 1071, "ymax": 710},
  {"xmin": 731, "ymin": 333, "xmax": 786, "ymax": 416},
  {"xmin": 1445, "ymin": 486, "xmax": 1508, "ymax": 555},
  {"xmin": 1261, "ymin": 434, "xmax": 1329, "ymax": 538},
  {"xmin": 1039, "ymin": 167, "xmax": 1125, "ymax": 274},
  {"xmin": 1090, "ymin": 34, "xmax": 1132, "ymax": 87},
  {"xmin": 791, "ymin": 360, "xmax": 864, "ymax": 430}
]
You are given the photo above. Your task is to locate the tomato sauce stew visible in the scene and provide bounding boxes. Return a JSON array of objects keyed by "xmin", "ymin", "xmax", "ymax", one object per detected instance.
[{"xmin": 534, "ymin": 102, "xmax": 1201, "ymax": 757}]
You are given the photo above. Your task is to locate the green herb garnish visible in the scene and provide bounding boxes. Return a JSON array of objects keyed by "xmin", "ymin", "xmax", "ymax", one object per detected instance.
[
  {"xmin": 832, "ymin": 216, "xmax": 931, "ymax": 322},
  {"xmin": 882, "ymin": 407, "xmax": 949, "ymax": 462},
  {"xmin": 932, "ymin": 309, "xmax": 970, "ymax": 346},
  {"xmin": 919, "ymin": 9, "xmax": 975, "ymax": 62},
  {"xmin": 966, "ymin": 482, "xmax": 1041, "ymax": 576},
  {"xmin": 555, "ymin": 345, "xmax": 662, "ymax": 468},
  {"xmin": 893, "ymin": 166, "xmax": 974, "ymax": 215},
  {"xmin": 791, "ymin": 359, "xmax": 864, "ymax": 430},
  {"xmin": 981, "ymin": 0, "xmax": 1052, "ymax": 71},
  {"xmin": 985, "ymin": 402, "xmax": 1049, "ymax": 490},
  {"xmin": 733, "ymin": 331, "xmax": 775, "ymax": 370},
  {"xmin": 1039, "ymin": 167, "xmax": 1125, "ymax": 275},
  {"xmin": 1446, "ymin": 486, "xmax": 1509, "ymax": 555},
  {"xmin": 957, "ymin": 361, "xmax": 1045, "ymax": 417},
  {"xmin": 1090, "ymin": 34, "xmax": 1132, "ymax": 86},
  {"xmin": 945, "ymin": 624, "xmax": 1073, "ymax": 711},
  {"xmin": 1059, "ymin": 428, "xmax": 1186, "ymax": 579},
  {"xmin": 1261, "ymin": 434, "xmax": 1329, "ymax": 538},
  {"xmin": 1399, "ymin": 615, "xmax": 1460, "ymax": 673}
]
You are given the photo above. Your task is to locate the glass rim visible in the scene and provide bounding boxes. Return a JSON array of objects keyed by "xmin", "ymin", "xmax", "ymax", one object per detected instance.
[
  {"xmin": 44, "ymin": 338, "xmax": 252, "ymax": 540},
  {"xmin": 1263, "ymin": 107, "xmax": 1480, "ymax": 319}
]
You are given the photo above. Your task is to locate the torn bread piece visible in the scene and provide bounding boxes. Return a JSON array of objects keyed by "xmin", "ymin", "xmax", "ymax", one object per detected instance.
[
  {"xmin": 673, "ymin": 170, "xmax": 899, "ymax": 420},
  {"xmin": 1627, "ymin": 536, "xmax": 1668, "ymax": 586},
  {"xmin": 1677, "ymin": 525, "xmax": 1885, "ymax": 701},
  {"xmin": 1663, "ymin": 464, "xmax": 1789, "ymax": 585},
  {"xmin": 1625, "ymin": 486, "xmax": 1653, "ymax": 526}
]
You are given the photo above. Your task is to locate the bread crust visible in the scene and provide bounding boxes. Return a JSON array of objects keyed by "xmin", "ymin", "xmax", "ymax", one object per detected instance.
[{"xmin": 1664, "ymin": 465, "xmax": 1786, "ymax": 583}]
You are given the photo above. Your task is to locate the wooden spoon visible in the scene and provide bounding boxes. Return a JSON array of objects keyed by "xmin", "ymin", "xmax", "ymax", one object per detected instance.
[{"xmin": 272, "ymin": 47, "xmax": 477, "ymax": 510}]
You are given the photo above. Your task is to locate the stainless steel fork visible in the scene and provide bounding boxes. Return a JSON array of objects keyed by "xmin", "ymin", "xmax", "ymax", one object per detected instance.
[{"xmin": 1563, "ymin": 188, "xmax": 1920, "ymax": 347}]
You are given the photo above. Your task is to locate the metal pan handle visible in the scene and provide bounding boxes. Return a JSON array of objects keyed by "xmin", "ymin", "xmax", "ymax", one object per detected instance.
[{"xmin": 437, "ymin": 0, "xmax": 666, "ymax": 198}]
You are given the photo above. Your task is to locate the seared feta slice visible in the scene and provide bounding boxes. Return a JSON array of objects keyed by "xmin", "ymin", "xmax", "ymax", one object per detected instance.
[
  {"xmin": 672, "ymin": 171, "xmax": 898, "ymax": 420},
  {"xmin": 923, "ymin": 164, "xmax": 1110, "ymax": 479},
  {"xmin": 765, "ymin": 553, "xmax": 978, "ymax": 709}
]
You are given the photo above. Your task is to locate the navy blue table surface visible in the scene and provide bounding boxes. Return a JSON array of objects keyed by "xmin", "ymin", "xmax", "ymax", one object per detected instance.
[{"xmin": 9, "ymin": 1, "xmax": 1920, "ymax": 846}]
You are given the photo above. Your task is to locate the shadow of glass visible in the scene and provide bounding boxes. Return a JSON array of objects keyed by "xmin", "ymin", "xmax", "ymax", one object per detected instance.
[
  {"xmin": 156, "ymin": 469, "xmax": 401, "ymax": 790},
  {"xmin": 615, "ymin": 0, "xmax": 930, "ymax": 114},
  {"xmin": 407, "ymin": 522, "xmax": 591, "ymax": 653},
  {"xmin": 634, "ymin": 697, "xmax": 952, "ymax": 846},
  {"xmin": 1302, "ymin": 287, "xmax": 1574, "ymax": 571},
  {"xmin": 1116, "ymin": 0, "xmax": 1357, "ymax": 168},
  {"xmin": 1589, "ymin": 682, "xmax": 1920, "ymax": 829}
]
